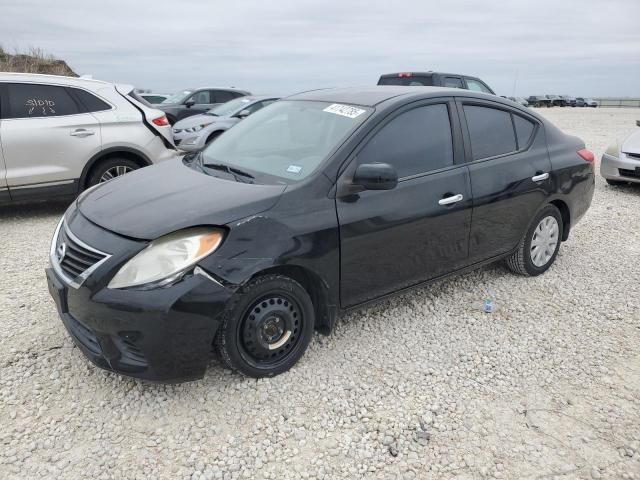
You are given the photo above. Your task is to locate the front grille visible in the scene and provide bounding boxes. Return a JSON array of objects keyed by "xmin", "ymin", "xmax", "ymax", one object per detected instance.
[
  {"xmin": 51, "ymin": 220, "xmax": 111, "ymax": 288},
  {"xmin": 619, "ymin": 168, "xmax": 640, "ymax": 179}
]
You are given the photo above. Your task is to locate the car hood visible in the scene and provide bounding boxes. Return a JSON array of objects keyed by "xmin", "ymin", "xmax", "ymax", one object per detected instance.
[
  {"xmin": 621, "ymin": 129, "xmax": 640, "ymax": 154},
  {"xmin": 77, "ymin": 159, "xmax": 286, "ymax": 240},
  {"xmin": 174, "ymin": 114, "xmax": 224, "ymax": 129}
]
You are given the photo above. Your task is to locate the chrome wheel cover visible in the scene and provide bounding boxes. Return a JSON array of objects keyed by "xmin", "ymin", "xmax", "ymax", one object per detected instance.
[
  {"xmin": 530, "ymin": 216, "xmax": 559, "ymax": 267},
  {"xmin": 99, "ymin": 165, "xmax": 134, "ymax": 183}
]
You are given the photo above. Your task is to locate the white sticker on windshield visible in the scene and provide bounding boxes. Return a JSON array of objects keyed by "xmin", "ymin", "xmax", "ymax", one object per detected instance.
[
  {"xmin": 287, "ymin": 165, "xmax": 302, "ymax": 174},
  {"xmin": 323, "ymin": 103, "xmax": 366, "ymax": 119}
]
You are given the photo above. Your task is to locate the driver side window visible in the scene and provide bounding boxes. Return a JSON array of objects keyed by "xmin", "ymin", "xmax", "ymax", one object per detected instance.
[{"xmin": 357, "ymin": 104, "xmax": 454, "ymax": 178}]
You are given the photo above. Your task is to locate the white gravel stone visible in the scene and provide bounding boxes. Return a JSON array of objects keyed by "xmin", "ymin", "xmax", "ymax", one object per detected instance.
[{"xmin": 1, "ymin": 108, "xmax": 639, "ymax": 479}]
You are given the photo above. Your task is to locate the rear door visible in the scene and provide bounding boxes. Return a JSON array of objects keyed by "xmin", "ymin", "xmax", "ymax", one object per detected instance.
[
  {"xmin": 457, "ymin": 98, "xmax": 552, "ymax": 262},
  {"xmin": 0, "ymin": 84, "xmax": 10, "ymax": 202},
  {"xmin": 1, "ymin": 82, "xmax": 101, "ymax": 197},
  {"xmin": 336, "ymin": 99, "xmax": 472, "ymax": 307}
]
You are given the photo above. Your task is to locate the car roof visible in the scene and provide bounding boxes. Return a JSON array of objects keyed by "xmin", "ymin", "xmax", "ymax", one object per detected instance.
[
  {"xmin": 287, "ymin": 86, "xmax": 492, "ymax": 107},
  {"xmin": 0, "ymin": 72, "xmax": 117, "ymax": 88},
  {"xmin": 379, "ymin": 71, "xmax": 483, "ymax": 79},
  {"xmin": 191, "ymin": 86, "xmax": 251, "ymax": 94}
]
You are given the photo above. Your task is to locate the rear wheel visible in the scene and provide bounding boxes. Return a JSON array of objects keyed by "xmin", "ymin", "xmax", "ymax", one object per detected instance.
[
  {"xmin": 87, "ymin": 157, "xmax": 140, "ymax": 187},
  {"xmin": 214, "ymin": 275, "xmax": 315, "ymax": 378},
  {"xmin": 506, "ymin": 205, "xmax": 563, "ymax": 276}
]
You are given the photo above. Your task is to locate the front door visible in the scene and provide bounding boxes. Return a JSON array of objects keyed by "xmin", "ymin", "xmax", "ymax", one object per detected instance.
[
  {"xmin": 1, "ymin": 82, "xmax": 101, "ymax": 195},
  {"xmin": 337, "ymin": 100, "xmax": 472, "ymax": 307}
]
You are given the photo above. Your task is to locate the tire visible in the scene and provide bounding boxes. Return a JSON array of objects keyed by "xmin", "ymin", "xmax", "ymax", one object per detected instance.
[
  {"xmin": 506, "ymin": 205, "xmax": 563, "ymax": 276},
  {"xmin": 606, "ymin": 179, "xmax": 627, "ymax": 186},
  {"xmin": 87, "ymin": 157, "xmax": 141, "ymax": 187},
  {"xmin": 214, "ymin": 274, "xmax": 315, "ymax": 378}
]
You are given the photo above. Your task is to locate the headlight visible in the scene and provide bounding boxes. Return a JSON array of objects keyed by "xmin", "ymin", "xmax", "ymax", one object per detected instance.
[
  {"xmin": 185, "ymin": 124, "xmax": 211, "ymax": 133},
  {"xmin": 108, "ymin": 227, "xmax": 224, "ymax": 289},
  {"xmin": 605, "ymin": 142, "xmax": 619, "ymax": 157}
]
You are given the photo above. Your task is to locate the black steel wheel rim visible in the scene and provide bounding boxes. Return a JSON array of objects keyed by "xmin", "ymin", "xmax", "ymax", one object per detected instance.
[{"xmin": 237, "ymin": 293, "xmax": 303, "ymax": 369}]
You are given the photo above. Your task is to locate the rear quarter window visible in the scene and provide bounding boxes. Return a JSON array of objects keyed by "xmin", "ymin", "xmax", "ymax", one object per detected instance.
[
  {"xmin": 513, "ymin": 114, "xmax": 536, "ymax": 148},
  {"xmin": 70, "ymin": 88, "xmax": 112, "ymax": 113}
]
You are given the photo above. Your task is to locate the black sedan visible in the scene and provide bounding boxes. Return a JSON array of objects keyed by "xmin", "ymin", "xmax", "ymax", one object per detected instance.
[{"xmin": 46, "ymin": 87, "xmax": 595, "ymax": 382}]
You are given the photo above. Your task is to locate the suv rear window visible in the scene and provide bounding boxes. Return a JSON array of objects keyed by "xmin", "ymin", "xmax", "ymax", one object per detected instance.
[
  {"xmin": 377, "ymin": 75, "xmax": 434, "ymax": 87},
  {"xmin": 6, "ymin": 83, "xmax": 81, "ymax": 118}
]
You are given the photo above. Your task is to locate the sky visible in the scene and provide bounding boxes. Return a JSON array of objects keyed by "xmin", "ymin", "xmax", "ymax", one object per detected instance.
[{"xmin": 2, "ymin": 0, "xmax": 639, "ymax": 98}]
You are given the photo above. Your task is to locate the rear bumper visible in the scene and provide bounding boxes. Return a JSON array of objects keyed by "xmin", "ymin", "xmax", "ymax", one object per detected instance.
[
  {"xmin": 46, "ymin": 264, "xmax": 235, "ymax": 383},
  {"xmin": 601, "ymin": 153, "xmax": 640, "ymax": 184}
]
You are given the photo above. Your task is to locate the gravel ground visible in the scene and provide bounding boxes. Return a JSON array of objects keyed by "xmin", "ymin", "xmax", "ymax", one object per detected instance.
[{"xmin": 1, "ymin": 107, "xmax": 639, "ymax": 480}]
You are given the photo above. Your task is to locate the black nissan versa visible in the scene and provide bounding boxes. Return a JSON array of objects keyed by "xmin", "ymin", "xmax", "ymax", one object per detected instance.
[{"xmin": 46, "ymin": 87, "xmax": 595, "ymax": 382}]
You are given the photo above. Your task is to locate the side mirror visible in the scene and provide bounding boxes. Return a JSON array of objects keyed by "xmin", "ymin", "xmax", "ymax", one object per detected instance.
[
  {"xmin": 185, "ymin": 99, "xmax": 196, "ymax": 108},
  {"xmin": 352, "ymin": 163, "xmax": 398, "ymax": 190},
  {"xmin": 636, "ymin": 120, "xmax": 640, "ymax": 127},
  {"xmin": 235, "ymin": 109, "xmax": 251, "ymax": 118}
]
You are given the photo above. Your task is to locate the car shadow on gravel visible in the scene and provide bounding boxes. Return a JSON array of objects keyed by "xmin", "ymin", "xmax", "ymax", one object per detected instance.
[{"xmin": 0, "ymin": 199, "xmax": 70, "ymax": 220}]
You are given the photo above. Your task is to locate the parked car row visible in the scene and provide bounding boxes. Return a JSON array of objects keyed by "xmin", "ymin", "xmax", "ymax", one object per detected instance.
[{"xmin": 527, "ymin": 95, "xmax": 598, "ymax": 108}]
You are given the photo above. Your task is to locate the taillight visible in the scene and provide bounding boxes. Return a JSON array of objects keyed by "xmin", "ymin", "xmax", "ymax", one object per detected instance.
[
  {"xmin": 577, "ymin": 148, "xmax": 595, "ymax": 166},
  {"xmin": 398, "ymin": 72, "xmax": 412, "ymax": 78},
  {"xmin": 152, "ymin": 115, "xmax": 169, "ymax": 127}
]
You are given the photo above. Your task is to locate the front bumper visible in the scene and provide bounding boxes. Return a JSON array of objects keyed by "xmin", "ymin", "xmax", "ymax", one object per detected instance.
[
  {"xmin": 601, "ymin": 152, "xmax": 640, "ymax": 184},
  {"xmin": 172, "ymin": 131, "xmax": 206, "ymax": 152},
  {"xmin": 45, "ymin": 210, "xmax": 236, "ymax": 382}
]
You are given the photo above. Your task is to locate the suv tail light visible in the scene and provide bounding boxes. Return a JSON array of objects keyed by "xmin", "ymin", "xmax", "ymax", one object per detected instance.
[
  {"xmin": 152, "ymin": 115, "xmax": 169, "ymax": 127},
  {"xmin": 577, "ymin": 148, "xmax": 595, "ymax": 166},
  {"xmin": 398, "ymin": 72, "xmax": 412, "ymax": 78}
]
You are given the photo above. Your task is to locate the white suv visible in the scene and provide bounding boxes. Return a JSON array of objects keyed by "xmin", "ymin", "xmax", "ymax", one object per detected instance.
[{"xmin": 0, "ymin": 73, "xmax": 178, "ymax": 204}]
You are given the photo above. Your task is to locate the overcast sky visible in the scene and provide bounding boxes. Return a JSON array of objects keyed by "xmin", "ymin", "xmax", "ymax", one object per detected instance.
[{"xmin": 2, "ymin": 0, "xmax": 639, "ymax": 97}]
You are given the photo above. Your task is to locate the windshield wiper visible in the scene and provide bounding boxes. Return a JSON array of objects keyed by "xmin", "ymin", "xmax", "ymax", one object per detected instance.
[{"xmin": 202, "ymin": 162, "xmax": 255, "ymax": 183}]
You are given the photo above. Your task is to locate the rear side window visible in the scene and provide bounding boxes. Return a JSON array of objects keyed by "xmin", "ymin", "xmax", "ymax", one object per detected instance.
[
  {"xmin": 6, "ymin": 83, "xmax": 81, "ymax": 118},
  {"xmin": 377, "ymin": 75, "xmax": 434, "ymax": 87},
  {"xmin": 443, "ymin": 77, "xmax": 463, "ymax": 88},
  {"xmin": 212, "ymin": 91, "xmax": 236, "ymax": 103},
  {"xmin": 358, "ymin": 104, "xmax": 454, "ymax": 178},
  {"xmin": 70, "ymin": 88, "xmax": 111, "ymax": 112},
  {"xmin": 465, "ymin": 79, "xmax": 493, "ymax": 94},
  {"xmin": 464, "ymin": 105, "xmax": 517, "ymax": 160},
  {"xmin": 513, "ymin": 114, "xmax": 535, "ymax": 148}
]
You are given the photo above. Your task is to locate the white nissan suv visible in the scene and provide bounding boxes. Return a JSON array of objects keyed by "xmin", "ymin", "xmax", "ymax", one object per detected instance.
[{"xmin": 0, "ymin": 73, "xmax": 177, "ymax": 204}]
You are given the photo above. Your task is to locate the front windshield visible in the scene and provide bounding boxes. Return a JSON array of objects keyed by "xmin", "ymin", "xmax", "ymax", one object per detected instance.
[
  {"xmin": 163, "ymin": 90, "xmax": 193, "ymax": 104},
  {"xmin": 206, "ymin": 97, "xmax": 253, "ymax": 117},
  {"xmin": 200, "ymin": 100, "xmax": 372, "ymax": 182}
]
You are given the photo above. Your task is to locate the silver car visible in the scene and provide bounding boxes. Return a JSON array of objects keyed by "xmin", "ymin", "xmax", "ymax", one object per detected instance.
[
  {"xmin": 601, "ymin": 120, "xmax": 640, "ymax": 185},
  {"xmin": 173, "ymin": 96, "xmax": 279, "ymax": 152},
  {"xmin": 0, "ymin": 73, "xmax": 177, "ymax": 204}
]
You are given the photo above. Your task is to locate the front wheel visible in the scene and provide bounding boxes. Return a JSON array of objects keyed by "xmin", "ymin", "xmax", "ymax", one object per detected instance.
[
  {"xmin": 506, "ymin": 205, "xmax": 563, "ymax": 276},
  {"xmin": 214, "ymin": 275, "xmax": 315, "ymax": 378}
]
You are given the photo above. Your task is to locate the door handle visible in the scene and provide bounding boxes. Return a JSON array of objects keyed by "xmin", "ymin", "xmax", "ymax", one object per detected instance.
[
  {"xmin": 438, "ymin": 193, "xmax": 464, "ymax": 206},
  {"xmin": 531, "ymin": 172, "xmax": 549, "ymax": 182},
  {"xmin": 70, "ymin": 129, "xmax": 95, "ymax": 137}
]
